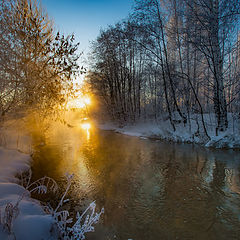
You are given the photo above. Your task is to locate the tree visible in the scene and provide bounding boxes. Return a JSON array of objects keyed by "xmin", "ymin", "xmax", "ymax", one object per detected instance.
[
  {"xmin": 185, "ymin": 0, "xmax": 240, "ymax": 133},
  {"xmin": 89, "ymin": 22, "xmax": 143, "ymax": 123},
  {"xmin": 0, "ymin": 0, "xmax": 80, "ymax": 120},
  {"xmin": 88, "ymin": 0, "xmax": 240, "ymax": 137}
]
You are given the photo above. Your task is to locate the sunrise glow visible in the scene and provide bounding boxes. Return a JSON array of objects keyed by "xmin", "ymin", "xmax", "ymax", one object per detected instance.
[{"xmin": 67, "ymin": 96, "xmax": 91, "ymax": 109}]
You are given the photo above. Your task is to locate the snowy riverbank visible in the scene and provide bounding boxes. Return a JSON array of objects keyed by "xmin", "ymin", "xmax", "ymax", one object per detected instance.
[
  {"xmin": 0, "ymin": 119, "xmax": 54, "ymax": 239},
  {"xmin": 0, "ymin": 147, "xmax": 54, "ymax": 240},
  {"xmin": 0, "ymin": 118, "xmax": 104, "ymax": 240},
  {"xmin": 98, "ymin": 114, "xmax": 240, "ymax": 149}
]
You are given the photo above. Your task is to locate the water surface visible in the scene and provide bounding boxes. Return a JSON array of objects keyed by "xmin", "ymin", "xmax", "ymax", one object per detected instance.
[{"xmin": 31, "ymin": 122, "xmax": 240, "ymax": 240}]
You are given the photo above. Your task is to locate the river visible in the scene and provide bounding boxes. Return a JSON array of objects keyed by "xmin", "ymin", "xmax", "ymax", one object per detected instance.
[{"xmin": 30, "ymin": 120, "xmax": 240, "ymax": 240}]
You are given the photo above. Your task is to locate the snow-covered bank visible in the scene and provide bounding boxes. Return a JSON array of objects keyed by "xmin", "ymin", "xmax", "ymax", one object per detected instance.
[
  {"xmin": 0, "ymin": 118, "xmax": 104, "ymax": 240},
  {"xmin": 98, "ymin": 114, "xmax": 240, "ymax": 149},
  {"xmin": 0, "ymin": 147, "xmax": 54, "ymax": 240},
  {"xmin": 0, "ymin": 119, "xmax": 54, "ymax": 239}
]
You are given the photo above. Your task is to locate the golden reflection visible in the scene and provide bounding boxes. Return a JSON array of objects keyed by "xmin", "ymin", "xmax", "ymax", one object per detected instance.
[{"xmin": 81, "ymin": 122, "xmax": 91, "ymax": 140}]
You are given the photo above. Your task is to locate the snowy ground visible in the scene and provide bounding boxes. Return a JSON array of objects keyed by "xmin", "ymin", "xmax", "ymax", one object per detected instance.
[
  {"xmin": 98, "ymin": 113, "xmax": 240, "ymax": 149},
  {"xmin": 0, "ymin": 119, "xmax": 55, "ymax": 240},
  {"xmin": 0, "ymin": 147, "xmax": 54, "ymax": 240}
]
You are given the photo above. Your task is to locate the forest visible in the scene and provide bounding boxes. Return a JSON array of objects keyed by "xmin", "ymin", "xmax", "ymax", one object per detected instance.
[{"xmin": 88, "ymin": 0, "xmax": 240, "ymax": 138}]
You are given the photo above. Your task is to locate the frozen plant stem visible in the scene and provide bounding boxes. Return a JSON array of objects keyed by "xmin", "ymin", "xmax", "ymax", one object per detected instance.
[{"xmin": 54, "ymin": 173, "xmax": 73, "ymax": 213}]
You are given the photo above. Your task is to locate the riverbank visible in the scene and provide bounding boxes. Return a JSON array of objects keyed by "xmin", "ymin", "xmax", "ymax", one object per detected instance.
[
  {"xmin": 0, "ymin": 117, "xmax": 104, "ymax": 240},
  {"xmin": 0, "ymin": 119, "xmax": 54, "ymax": 240},
  {"xmin": 0, "ymin": 147, "xmax": 54, "ymax": 240},
  {"xmin": 98, "ymin": 114, "xmax": 240, "ymax": 149}
]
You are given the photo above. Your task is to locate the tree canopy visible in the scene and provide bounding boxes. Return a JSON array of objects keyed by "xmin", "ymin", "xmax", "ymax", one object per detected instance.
[{"xmin": 0, "ymin": 0, "xmax": 80, "ymax": 120}]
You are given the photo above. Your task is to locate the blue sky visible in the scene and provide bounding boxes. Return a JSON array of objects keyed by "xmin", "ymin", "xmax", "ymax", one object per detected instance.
[{"xmin": 41, "ymin": 0, "xmax": 134, "ymax": 55}]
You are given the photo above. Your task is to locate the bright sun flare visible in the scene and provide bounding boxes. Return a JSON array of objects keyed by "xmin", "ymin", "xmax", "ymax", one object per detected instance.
[
  {"xmin": 68, "ymin": 96, "xmax": 91, "ymax": 109},
  {"xmin": 81, "ymin": 123, "xmax": 91, "ymax": 130}
]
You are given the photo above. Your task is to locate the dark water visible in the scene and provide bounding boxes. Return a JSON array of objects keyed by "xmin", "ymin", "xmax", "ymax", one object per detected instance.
[{"xmin": 31, "ymin": 122, "xmax": 240, "ymax": 240}]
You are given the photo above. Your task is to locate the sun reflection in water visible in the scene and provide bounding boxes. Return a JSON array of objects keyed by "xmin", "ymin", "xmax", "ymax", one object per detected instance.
[{"xmin": 81, "ymin": 122, "xmax": 91, "ymax": 140}]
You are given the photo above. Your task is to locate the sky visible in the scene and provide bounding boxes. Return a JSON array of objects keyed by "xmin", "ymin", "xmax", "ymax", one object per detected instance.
[{"xmin": 41, "ymin": 0, "xmax": 134, "ymax": 57}]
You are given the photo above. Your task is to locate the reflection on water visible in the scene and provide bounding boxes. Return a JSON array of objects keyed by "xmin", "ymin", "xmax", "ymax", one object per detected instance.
[
  {"xmin": 81, "ymin": 122, "xmax": 91, "ymax": 140},
  {"xmin": 31, "ymin": 121, "xmax": 240, "ymax": 240}
]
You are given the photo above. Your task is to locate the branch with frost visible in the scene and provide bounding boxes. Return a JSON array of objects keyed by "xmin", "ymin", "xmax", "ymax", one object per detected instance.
[
  {"xmin": 1, "ymin": 202, "xmax": 19, "ymax": 236},
  {"xmin": 54, "ymin": 173, "xmax": 73, "ymax": 213},
  {"xmin": 46, "ymin": 173, "xmax": 104, "ymax": 240},
  {"xmin": 68, "ymin": 201, "xmax": 104, "ymax": 240},
  {"xmin": 19, "ymin": 169, "xmax": 58, "ymax": 194},
  {"xmin": 26, "ymin": 176, "xmax": 58, "ymax": 194},
  {"xmin": 0, "ymin": 170, "xmax": 58, "ymax": 238},
  {"xmin": 0, "ymin": 191, "xmax": 25, "ymax": 238},
  {"xmin": 4, "ymin": 170, "xmax": 104, "ymax": 240}
]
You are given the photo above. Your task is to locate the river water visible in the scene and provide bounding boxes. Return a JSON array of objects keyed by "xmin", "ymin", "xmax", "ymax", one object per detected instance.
[{"xmin": 31, "ymin": 121, "xmax": 240, "ymax": 240}]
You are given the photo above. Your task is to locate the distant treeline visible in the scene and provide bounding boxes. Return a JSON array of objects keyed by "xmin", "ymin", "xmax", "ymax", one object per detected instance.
[{"xmin": 88, "ymin": 0, "xmax": 240, "ymax": 136}]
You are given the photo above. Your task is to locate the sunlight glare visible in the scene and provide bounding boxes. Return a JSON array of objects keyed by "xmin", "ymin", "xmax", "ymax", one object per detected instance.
[
  {"xmin": 68, "ymin": 96, "xmax": 91, "ymax": 109},
  {"xmin": 81, "ymin": 123, "xmax": 91, "ymax": 130},
  {"xmin": 81, "ymin": 122, "xmax": 91, "ymax": 140},
  {"xmin": 84, "ymin": 97, "xmax": 91, "ymax": 105}
]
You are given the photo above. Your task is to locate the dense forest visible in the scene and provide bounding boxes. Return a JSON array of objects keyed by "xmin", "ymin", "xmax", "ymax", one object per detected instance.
[{"xmin": 88, "ymin": 0, "xmax": 240, "ymax": 137}]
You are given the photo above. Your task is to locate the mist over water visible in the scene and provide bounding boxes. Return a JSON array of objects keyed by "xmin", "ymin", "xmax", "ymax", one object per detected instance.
[{"xmin": 31, "ymin": 120, "xmax": 240, "ymax": 240}]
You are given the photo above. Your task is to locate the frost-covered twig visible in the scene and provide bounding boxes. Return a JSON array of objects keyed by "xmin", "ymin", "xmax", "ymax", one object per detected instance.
[
  {"xmin": 54, "ymin": 173, "xmax": 73, "ymax": 213},
  {"xmin": 23, "ymin": 170, "xmax": 58, "ymax": 195},
  {"xmin": 3, "ymin": 170, "xmax": 104, "ymax": 240},
  {"xmin": 1, "ymin": 201, "xmax": 19, "ymax": 238},
  {"xmin": 68, "ymin": 201, "xmax": 104, "ymax": 240},
  {"xmin": 19, "ymin": 169, "xmax": 58, "ymax": 194},
  {"xmin": 46, "ymin": 173, "xmax": 104, "ymax": 240}
]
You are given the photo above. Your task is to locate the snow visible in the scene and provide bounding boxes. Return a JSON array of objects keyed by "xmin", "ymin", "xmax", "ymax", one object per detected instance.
[
  {"xmin": 0, "ymin": 147, "xmax": 54, "ymax": 239},
  {"xmin": 0, "ymin": 119, "xmax": 104, "ymax": 240},
  {"xmin": 98, "ymin": 113, "xmax": 240, "ymax": 150},
  {"xmin": 13, "ymin": 215, "xmax": 53, "ymax": 240},
  {"xmin": 0, "ymin": 147, "xmax": 29, "ymax": 183}
]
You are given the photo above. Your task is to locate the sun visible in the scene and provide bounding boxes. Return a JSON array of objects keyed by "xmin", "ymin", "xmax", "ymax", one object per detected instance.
[
  {"xmin": 83, "ymin": 97, "xmax": 91, "ymax": 105},
  {"xmin": 67, "ymin": 96, "xmax": 91, "ymax": 109}
]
